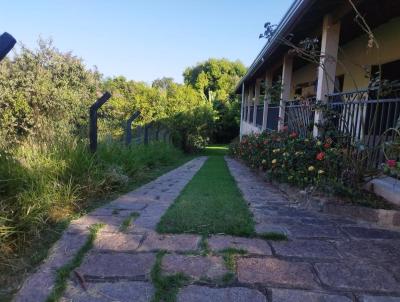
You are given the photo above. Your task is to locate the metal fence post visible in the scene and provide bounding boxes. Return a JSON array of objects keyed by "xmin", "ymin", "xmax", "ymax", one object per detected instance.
[
  {"xmin": 155, "ymin": 123, "xmax": 160, "ymax": 141},
  {"xmin": 89, "ymin": 92, "xmax": 111, "ymax": 153},
  {"xmin": 125, "ymin": 111, "xmax": 140, "ymax": 145},
  {"xmin": 144, "ymin": 124, "xmax": 150, "ymax": 145}
]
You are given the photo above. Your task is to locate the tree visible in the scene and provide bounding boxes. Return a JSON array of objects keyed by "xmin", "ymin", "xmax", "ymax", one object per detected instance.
[
  {"xmin": 183, "ymin": 58, "xmax": 246, "ymax": 102},
  {"xmin": 0, "ymin": 38, "xmax": 101, "ymax": 145},
  {"xmin": 183, "ymin": 58, "xmax": 246, "ymax": 142}
]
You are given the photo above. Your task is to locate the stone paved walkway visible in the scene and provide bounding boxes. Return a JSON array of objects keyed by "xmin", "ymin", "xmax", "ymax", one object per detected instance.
[
  {"xmin": 14, "ymin": 156, "xmax": 400, "ymax": 302},
  {"xmin": 14, "ymin": 157, "xmax": 207, "ymax": 302}
]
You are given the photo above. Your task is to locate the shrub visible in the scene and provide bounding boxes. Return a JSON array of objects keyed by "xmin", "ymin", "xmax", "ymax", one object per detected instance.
[
  {"xmin": 229, "ymin": 131, "xmax": 348, "ymax": 190},
  {"xmin": 0, "ymin": 138, "xmax": 183, "ymax": 260}
]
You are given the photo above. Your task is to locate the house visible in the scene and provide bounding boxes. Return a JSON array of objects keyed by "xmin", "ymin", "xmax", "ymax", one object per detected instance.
[{"xmin": 236, "ymin": 0, "xmax": 400, "ymax": 155}]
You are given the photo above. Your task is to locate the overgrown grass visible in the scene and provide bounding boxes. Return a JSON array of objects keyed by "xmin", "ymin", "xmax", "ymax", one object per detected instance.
[
  {"xmin": 151, "ymin": 251, "xmax": 189, "ymax": 302},
  {"xmin": 157, "ymin": 145, "xmax": 255, "ymax": 236},
  {"xmin": 46, "ymin": 223, "xmax": 103, "ymax": 302},
  {"xmin": 0, "ymin": 138, "xmax": 190, "ymax": 301},
  {"xmin": 119, "ymin": 212, "xmax": 140, "ymax": 232}
]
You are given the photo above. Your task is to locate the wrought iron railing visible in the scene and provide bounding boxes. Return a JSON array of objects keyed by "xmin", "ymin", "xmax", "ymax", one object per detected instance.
[
  {"xmin": 284, "ymin": 97, "xmax": 316, "ymax": 137},
  {"xmin": 249, "ymin": 106, "xmax": 254, "ymax": 124},
  {"xmin": 266, "ymin": 106, "xmax": 280, "ymax": 131},
  {"xmin": 256, "ymin": 105, "xmax": 264, "ymax": 127},
  {"xmin": 327, "ymin": 88, "xmax": 400, "ymax": 168}
]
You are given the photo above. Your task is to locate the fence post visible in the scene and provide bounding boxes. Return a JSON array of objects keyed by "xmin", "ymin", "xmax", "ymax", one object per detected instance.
[
  {"xmin": 136, "ymin": 126, "xmax": 142, "ymax": 144},
  {"xmin": 144, "ymin": 124, "xmax": 150, "ymax": 145},
  {"xmin": 89, "ymin": 92, "xmax": 111, "ymax": 153},
  {"xmin": 125, "ymin": 111, "xmax": 140, "ymax": 145},
  {"xmin": 155, "ymin": 123, "xmax": 160, "ymax": 141}
]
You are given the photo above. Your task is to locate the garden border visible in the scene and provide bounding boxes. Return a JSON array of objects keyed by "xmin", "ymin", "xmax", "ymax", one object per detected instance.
[{"xmin": 234, "ymin": 158, "xmax": 400, "ymax": 230}]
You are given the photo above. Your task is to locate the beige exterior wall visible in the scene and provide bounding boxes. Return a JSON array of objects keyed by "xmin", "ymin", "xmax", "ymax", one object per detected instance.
[
  {"xmin": 288, "ymin": 17, "xmax": 400, "ymax": 98},
  {"xmin": 337, "ymin": 17, "xmax": 400, "ymax": 91},
  {"xmin": 290, "ymin": 63, "xmax": 318, "ymax": 99}
]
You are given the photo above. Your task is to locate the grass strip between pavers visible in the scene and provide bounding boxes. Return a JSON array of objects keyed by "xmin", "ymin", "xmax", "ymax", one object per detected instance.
[
  {"xmin": 157, "ymin": 148, "xmax": 255, "ymax": 237},
  {"xmin": 151, "ymin": 251, "xmax": 189, "ymax": 302},
  {"xmin": 46, "ymin": 223, "xmax": 103, "ymax": 302}
]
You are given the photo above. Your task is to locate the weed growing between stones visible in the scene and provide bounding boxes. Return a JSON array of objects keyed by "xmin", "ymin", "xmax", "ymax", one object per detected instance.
[
  {"xmin": 46, "ymin": 223, "xmax": 104, "ymax": 302},
  {"xmin": 119, "ymin": 212, "xmax": 140, "ymax": 232},
  {"xmin": 220, "ymin": 248, "xmax": 247, "ymax": 271},
  {"xmin": 258, "ymin": 232, "xmax": 288, "ymax": 241},
  {"xmin": 200, "ymin": 236, "xmax": 210, "ymax": 256},
  {"xmin": 151, "ymin": 251, "xmax": 189, "ymax": 302}
]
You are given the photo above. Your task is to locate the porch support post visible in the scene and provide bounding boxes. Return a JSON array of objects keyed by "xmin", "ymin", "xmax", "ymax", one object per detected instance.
[
  {"xmin": 313, "ymin": 14, "xmax": 341, "ymax": 137},
  {"xmin": 240, "ymin": 83, "xmax": 245, "ymax": 139},
  {"xmin": 247, "ymin": 84, "xmax": 253, "ymax": 122},
  {"xmin": 253, "ymin": 79, "xmax": 261, "ymax": 126},
  {"xmin": 262, "ymin": 71, "xmax": 273, "ymax": 131},
  {"xmin": 278, "ymin": 53, "xmax": 293, "ymax": 131}
]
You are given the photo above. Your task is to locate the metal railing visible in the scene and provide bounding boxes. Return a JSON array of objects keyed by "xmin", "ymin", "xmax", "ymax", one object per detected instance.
[
  {"xmin": 249, "ymin": 106, "xmax": 254, "ymax": 124},
  {"xmin": 256, "ymin": 105, "xmax": 264, "ymax": 127},
  {"xmin": 266, "ymin": 106, "xmax": 280, "ymax": 131},
  {"xmin": 284, "ymin": 97, "xmax": 316, "ymax": 137},
  {"xmin": 327, "ymin": 88, "xmax": 400, "ymax": 168}
]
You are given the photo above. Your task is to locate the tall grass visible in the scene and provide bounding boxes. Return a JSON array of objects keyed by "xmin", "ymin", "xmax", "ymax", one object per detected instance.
[{"xmin": 0, "ymin": 137, "xmax": 184, "ymax": 299}]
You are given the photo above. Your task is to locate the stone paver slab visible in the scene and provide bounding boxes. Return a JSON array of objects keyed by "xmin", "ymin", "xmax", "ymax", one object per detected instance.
[
  {"xmin": 342, "ymin": 226, "xmax": 400, "ymax": 239},
  {"xmin": 236, "ymin": 257, "xmax": 317, "ymax": 289},
  {"xmin": 287, "ymin": 223, "xmax": 344, "ymax": 239},
  {"xmin": 271, "ymin": 288, "xmax": 352, "ymax": 302},
  {"xmin": 335, "ymin": 240, "xmax": 400, "ymax": 263},
  {"xmin": 208, "ymin": 235, "xmax": 272, "ymax": 255},
  {"xmin": 315, "ymin": 261, "xmax": 400, "ymax": 292},
  {"xmin": 360, "ymin": 296, "xmax": 400, "ymax": 302},
  {"xmin": 67, "ymin": 215, "xmax": 125, "ymax": 234},
  {"xmin": 90, "ymin": 207, "xmax": 144, "ymax": 217},
  {"xmin": 272, "ymin": 239, "xmax": 340, "ymax": 259},
  {"xmin": 138, "ymin": 232, "xmax": 201, "ymax": 252},
  {"xmin": 162, "ymin": 254, "xmax": 228, "ymax": 280},
  {"xmin": 13, "ymin": 267, "xmax": 56, "ymax": 302},
  {"xmin": 78, "ymin": 252, "xmax": 155, "ymax": 280},
  {"xmin": 93, "ymin": 233, "xmax": 143, "ymax": 252},
  {"xmin": 62, "ymin": 281, "xmax": 154, "ymax": 302},
  {"xmin": 177, "ymin": 285, "xmax": 266, "ymax": 302},
  {"xmin": 255, "ymin": 224, "xmax": 290, "ymax": 235}
]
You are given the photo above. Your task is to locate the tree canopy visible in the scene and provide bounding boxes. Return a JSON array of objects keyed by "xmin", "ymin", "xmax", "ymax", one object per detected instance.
[
  {"xmin": 183, "ymin": 58, "xmax": 246, "ymax": 142},
  {"xmin": 183, "ymin": 58, "xmax": 246, "ymax": 103}
]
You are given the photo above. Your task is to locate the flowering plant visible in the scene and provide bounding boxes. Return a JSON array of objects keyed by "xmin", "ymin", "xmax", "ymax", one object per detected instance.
[{"xmin": 229, "ymin": 130, "xmax": 344, "ymax": 188}]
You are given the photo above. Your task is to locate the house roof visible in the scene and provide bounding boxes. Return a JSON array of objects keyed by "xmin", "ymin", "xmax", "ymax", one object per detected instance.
[{"xmin": 234, "ymin": 0, "xmax": 316, "ymax": 94}]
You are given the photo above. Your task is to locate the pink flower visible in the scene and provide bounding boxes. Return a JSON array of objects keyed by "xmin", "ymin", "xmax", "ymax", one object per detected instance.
[
  {"xmin": 316, "ymin": 152, "xmax": 325, "ymax": 161},
  {"xmin": 387, "ymin": 159, "xmax": 397, "ymax": 168},
  {"xmin": 289, "ymin": 132, "xmax": 298, "ymax": 138}
]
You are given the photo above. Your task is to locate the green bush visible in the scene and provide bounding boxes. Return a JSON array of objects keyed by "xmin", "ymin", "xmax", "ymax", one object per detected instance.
[
  {"xmin": 0, "ymin": 138, "xmax": 183, "ymax": 258},
  {"xmin": 229, "ymin": 131, "xmax": 347, "ymax": 189}
]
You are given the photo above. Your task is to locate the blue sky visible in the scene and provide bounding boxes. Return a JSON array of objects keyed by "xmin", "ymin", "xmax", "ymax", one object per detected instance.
[{"xmin": 1, "ymin": 0, "xmax": 292, "ymax": 83}]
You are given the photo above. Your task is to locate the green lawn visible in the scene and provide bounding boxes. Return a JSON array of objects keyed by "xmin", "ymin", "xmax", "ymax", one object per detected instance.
[{"xmin": 157, "ymin": 145, "xmax": 255, "ymax": 236}]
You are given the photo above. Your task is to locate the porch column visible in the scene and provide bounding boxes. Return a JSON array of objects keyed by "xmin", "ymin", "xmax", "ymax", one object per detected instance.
[
  {"xmin": 253, "ymin": 79, "xmax": 261, "ymax": 126},
  {"xmin": 313, "ymin": 14, "xmax": 341, "ymax": 137},
  {"xmin": 278, "ymin": 53, "xmax": 293, "ymax": 131},
  {"xmin": 247, "ymin": 84, "xmax": 253, "ymax": 122},
  {"xmin": 240, "ymin": 83, "xmax": 245, "ymax": 139},
  {"xmin": 262, "ymin": 71, "xmax": 273, "ymax": 131}
]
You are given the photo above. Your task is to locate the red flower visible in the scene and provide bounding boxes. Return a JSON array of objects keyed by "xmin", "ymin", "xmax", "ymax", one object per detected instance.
[
  {"xmin": 323, "ymin": 143, "xmax": 331, "ymax": 149},
  {"xmin": 316, "ymin": 152, "xmax": 325, "ymax": 161},
  {"xmin": 289, "ymin": 132, "xmax": 298, "ymax": 138},
  {"xmin": 387, "ymin": 159, "xmax": 397, "ymax": 168}
]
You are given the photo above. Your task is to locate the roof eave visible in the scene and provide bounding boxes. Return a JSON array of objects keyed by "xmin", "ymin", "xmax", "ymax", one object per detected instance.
[{"xmin": 235, "ymin": 0, "xmax": 316, "ymax": 94}]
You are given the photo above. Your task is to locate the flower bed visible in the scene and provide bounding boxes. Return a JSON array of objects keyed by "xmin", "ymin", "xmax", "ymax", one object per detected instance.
[{"xmin": 229, "ymin": 130, "xmax": 361, "ymax": 197}]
